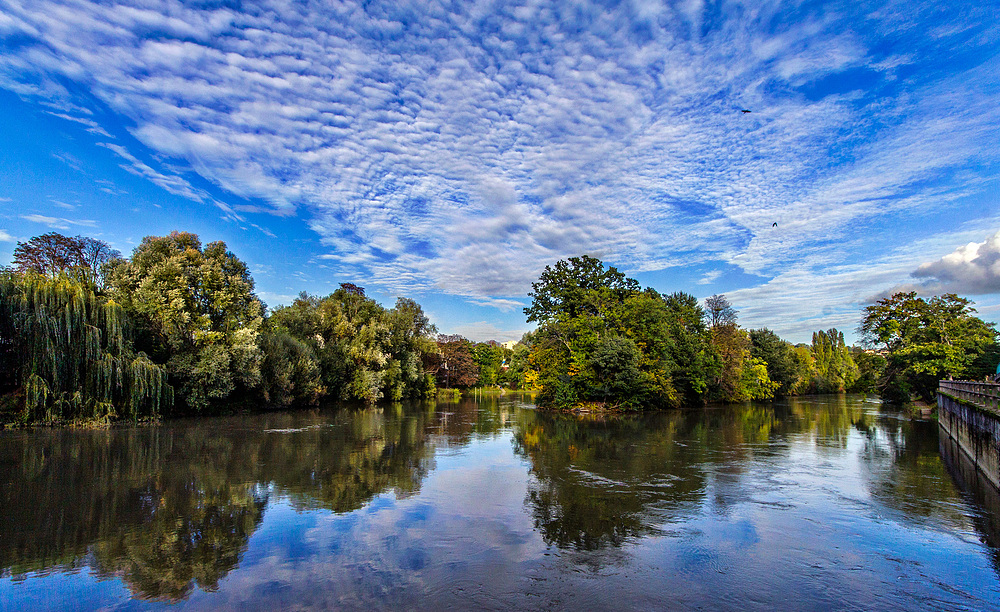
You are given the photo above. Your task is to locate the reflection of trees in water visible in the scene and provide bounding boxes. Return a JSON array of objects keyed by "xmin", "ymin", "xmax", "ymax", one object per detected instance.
[
  {"xmin": 4, "ymin": 395, "xmax": 996, "ymax": 598},
  {"xmin": 511, "ymin": 405, "xmax": 795, "ymax": 551},
  {"xmin": 513, "ymin": 410, "xmax": 710, "ymax": 551},
  {"xmin": 938, "ymin": 430, "xmax": 1000, "ymax": 577},
  {"xmin": 0, "ymin": 428, "xmax": 269, "ymax": 600},
  {"xmin": 855, "ymin": 410, "xmax": 974, "ymax": 530},
  {"xmin": 92, "ymin": 484, "xmax": 267, "ymax": 601},
  {"xmin": 512, "ymin": 396, "xmax": 981, "ymax": 559},
  {"xmin": 0, "ymin": 401, "xmax": 475, "ymax": 601},
  {"xmin": 263, "ymin": 406, "xmax": 436, "ymax": 512}
]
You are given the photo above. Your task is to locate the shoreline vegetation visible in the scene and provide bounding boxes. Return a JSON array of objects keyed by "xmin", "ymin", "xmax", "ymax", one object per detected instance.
[{"xmin": 2, "ymin": 232, "xmax": 998, "ymax": 427}]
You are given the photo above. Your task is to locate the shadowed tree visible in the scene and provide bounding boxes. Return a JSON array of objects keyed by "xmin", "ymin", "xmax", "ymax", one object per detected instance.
[
  {"xmin": 0, "ymin": 270, "xmax": 172, "ymax": 423},
  {"xmin": 705, "ymin": 294, "xmax": 737, "ymax": 329},
  {"xmin": 13, "ymin": 232, "xmax": 120, "ymax": 289}
]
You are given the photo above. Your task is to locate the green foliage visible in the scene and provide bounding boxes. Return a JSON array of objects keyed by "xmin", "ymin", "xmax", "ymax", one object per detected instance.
[
  {"xmin": 808, "ymin": 329, "xmax": 859, "ymax": 393},
  {"xmin": 107, "ymin": 232, "xmax": 264, "ymax": 412},
  {"xmin": 257, "ymin": 331, "xmax": 324, "ymax": 407},
  {"xmin": 662, "ymin": 292, "xmax": 712, "ymax": 404},
  {"xmin": 471, "ymin": 343, "xmax": 505, "ymax": 386},
  {"xmin": 749, "ymin": 328, "xmax": 799, "ymax": 396},
  {"xmin": 4, "ymin": 230, "xmax": 445, "ymax": 420},
  {"xmin": 525, "ymin": 258, "xmax": 685, "ymax": 409},
  {"xmin": 706, "ymin": 322, "xmax": 749, "ymax": 402},
  {"xmin": 740, "ymin": 356, "xmax": 780, "ymax": 401},
  {"xmin": 0, "ymin": 271, "xmax": 172, "ymax": 423},
  {"xmin": 860, "ymin": 292, "xmax": 999, "ymax": 403},
  {"xmin": 850, "ymin": 349, "xmax": 886, "ymax": 394},
  {"xmin": 524, "ymin": 255, "xmax": 640, "ymax": 324},
  {"xmin": 269, "ymin": 289, "xmax": 438, "ymax": 402}
]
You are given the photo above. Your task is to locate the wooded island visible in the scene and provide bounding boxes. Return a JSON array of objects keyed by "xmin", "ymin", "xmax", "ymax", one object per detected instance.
[{"xmin": 1, "ymin": 231, "xmax": 997, "ymax": 425}]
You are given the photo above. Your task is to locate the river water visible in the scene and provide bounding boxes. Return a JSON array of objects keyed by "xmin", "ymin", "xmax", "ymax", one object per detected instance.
[{"xmin": 1, "ymin": 394, "xmax": 998, "ymax": 611}]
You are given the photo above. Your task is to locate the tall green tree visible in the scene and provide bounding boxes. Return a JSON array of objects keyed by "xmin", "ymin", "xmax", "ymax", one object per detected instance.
[
  {"xmin": 269, "ymin": 287, "xmax": 437, "ymax": 402},
  {"xmin": 107, "ymin": 231, "xmax": 263, "ymax": 412},
  {"xmin": 524, "ymin": 258, "xmax": 699, "ymax": 409},
  {"xmin": 663, "ymin": 292, "xmax": 713, "ymax": 405},
  {"xmin": 524, "ymin": 255, "xmax": 640, "ymax": 324},
  {"xmin": 472, "ymin": 343, "xmax": 506, "ymax": 387},
  {"xmin": 859, "ymin": 292, "xmax": 999, "ymax": 403},
  {"xmin": 809, "ymin": 329, "xmax": 859, "ymax": 393},
  {"xmin": 0, "ymin": 271, "xmax": 171, "ymax": 423},
  {"xmin": 749, "ymin": 328, "xmax": 799, "ymax": 396}
]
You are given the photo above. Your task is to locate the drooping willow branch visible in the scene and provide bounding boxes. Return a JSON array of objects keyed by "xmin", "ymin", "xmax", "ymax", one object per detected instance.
[{"xmin": 1, "ymin": 272, "xmax": 172, "ymax": 423}]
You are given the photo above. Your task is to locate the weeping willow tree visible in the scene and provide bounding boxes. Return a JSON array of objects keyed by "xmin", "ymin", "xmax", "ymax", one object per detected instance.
[{"xmin": 0, "ymin": 271, "xmax": 172, "ymax": 424}]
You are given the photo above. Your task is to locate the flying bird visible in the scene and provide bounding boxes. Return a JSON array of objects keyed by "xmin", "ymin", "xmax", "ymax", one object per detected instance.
[
  {"xmin": 772, "ymin": 222, "xmax": 778, "ymax": 227},
  {"xmin": 741, "ymin": 109, "xmax": 752, "ymax": 113}
]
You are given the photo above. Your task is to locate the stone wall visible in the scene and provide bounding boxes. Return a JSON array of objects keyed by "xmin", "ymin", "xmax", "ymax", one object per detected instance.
[{"xmin": 938, "ymin": 391, "xmax": 1000, "ymax": 490}]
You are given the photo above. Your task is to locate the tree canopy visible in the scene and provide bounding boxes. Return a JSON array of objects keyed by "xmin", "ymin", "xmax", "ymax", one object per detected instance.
[
  {"xmin": 106, "ymin": 231, "xmax": 264, "ymax": 411},
  {"xmin": 860, "ymin": 292, "xmax": 999, "ymax": 403},
  {"xmin": 13, "ymin": 232, "xmax": 120, "ymax": 289},
  {"xmin": 524, "ymin": 255, "xmax": 640, "ymax": 324},
  {"xmin": 0, "ymin": 270, "xmax": 171, "ymax": 423}
]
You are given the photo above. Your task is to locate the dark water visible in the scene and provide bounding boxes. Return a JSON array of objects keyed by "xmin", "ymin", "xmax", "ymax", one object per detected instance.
[{"xmin": 1, "ymin": 395, "xmax": 999, "ymax": 611}]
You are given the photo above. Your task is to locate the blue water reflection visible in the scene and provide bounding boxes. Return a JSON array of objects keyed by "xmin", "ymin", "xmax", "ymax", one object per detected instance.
[{"xmin": 1, "ymin": 395, "xmax": 998, "ymax": 610}]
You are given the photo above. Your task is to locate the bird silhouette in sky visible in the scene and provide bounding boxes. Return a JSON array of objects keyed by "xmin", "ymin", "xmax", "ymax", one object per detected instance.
[
  {"xmin": 772, "ymin": 222, "xmax": 778, "ymax": 227},
  {"xmin": 741, "ymin": 109, "xmax": 752, "ymax": 113}
]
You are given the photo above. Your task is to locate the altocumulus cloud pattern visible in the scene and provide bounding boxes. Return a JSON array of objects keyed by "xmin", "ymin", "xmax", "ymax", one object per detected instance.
[{"xmin": 1, "ymin": 0, "xmax": 999, "ymax": 332}]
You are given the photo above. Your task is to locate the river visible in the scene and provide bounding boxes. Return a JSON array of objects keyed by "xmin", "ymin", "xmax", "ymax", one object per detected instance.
[{"xmin": 1, "ymin": 394, "xmax": 998, "ymax": 610}]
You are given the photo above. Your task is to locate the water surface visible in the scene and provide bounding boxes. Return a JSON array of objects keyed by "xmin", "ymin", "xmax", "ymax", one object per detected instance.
[{"xmin": 1, "ymin": 395, "xmax": 998, "ymax": 610}]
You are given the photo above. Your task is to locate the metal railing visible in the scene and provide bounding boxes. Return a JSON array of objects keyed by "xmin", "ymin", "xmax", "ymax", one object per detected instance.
[{"xmin": 939, "ymin": 380, "xmax": 1000, "ymax": 413}]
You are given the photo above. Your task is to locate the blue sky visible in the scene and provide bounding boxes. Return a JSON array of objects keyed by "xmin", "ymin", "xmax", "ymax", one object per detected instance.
[{"xmin": 1, "ymin": 0, "xmax": 999, "ymax": 343}]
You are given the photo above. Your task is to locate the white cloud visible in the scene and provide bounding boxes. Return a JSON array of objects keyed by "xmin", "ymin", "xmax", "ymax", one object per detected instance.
[
  {"xmin": 698, "ymin": 270, "xmax": 722, "ymax": 285},
  {"xmin": 20, "ymin": 214, "xmax": 97, "ymax": 230},
  {"xmin": 0, "ymin": 0, "xmax": 997, "ymax": 312},
  {"xmin": 447, "ymin": 321, "xmax": 530, "ymax": 343},
  {"xmin": 912, "ymin": 229, "xmax": 1000, "ymax": 295},
  {"xmin": 0, "ymin": 229, "xmax": 15, "ymax": 242},
  {"xmin": 96, "ymin": 142, "xmax": 207, "ymax": 204}
]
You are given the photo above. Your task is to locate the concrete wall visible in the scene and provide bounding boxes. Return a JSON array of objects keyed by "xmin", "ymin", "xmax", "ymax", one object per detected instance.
[{"xmin": 938, "ymin": 392, "xmax": 1000, "ymax": 490}]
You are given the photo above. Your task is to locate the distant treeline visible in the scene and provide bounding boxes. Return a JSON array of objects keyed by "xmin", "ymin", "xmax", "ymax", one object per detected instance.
[
  {"xmin": 1, "ymin": 234, "xmax": 997, "ymax": 424},
  {"xmin": 519, "ymin": 256, "xmax": 999, "ymax": 410}
]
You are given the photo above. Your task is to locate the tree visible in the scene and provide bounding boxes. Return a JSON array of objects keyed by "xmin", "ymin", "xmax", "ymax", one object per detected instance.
[
  {"xmin": 859, "ymin": 292, "xmax": 999, "ymax": 403},
  {"xmin": 257, "ymin": 331, "xmax": 324, "ymax": 408},
  {"xmin": 107, "ymin": 231, "xmax": 263, "ymax": 412},
  {"xmin": 524, "ymin": 255, "xmax": 639, "ymax": 324},
  {"xmin": 12, "ymin": 232, "xmax": 120, "ymax": 289},
  {"xmin": 705, "ymin": 294, "xmax": 737, "ymax": 329},
  {"xmin": 269, "ymin": 289, "xmax": 437, "ymax": 402},
  {"xmin": 0, "ymin": 271, "xmax": 171, "ymax": 423},
  {"xmin": 809, "ymin": 329, "xmax": 858, "ymax": 393},
  {"xmin": 383, "ymin": 297, "xmax": 438, "ymax": 400},
  {"xmin": 524, "ymin": 257, "xmax": 703, "ymax": 409},
  {"xmin": 749, "ymin": 328, "xmax": 799, "ymax": 396},
  {"xmin": 702, "ymin": 294, "xmax": 749, "ymax": 401},
  {"xmin": 472, "ymin": 343, "xmax": 505, "ymax": 387},
  {"xmin": 431, "ymin": 339, "xmax": 479, "ymax": 388},
  {"xmin": 663, "ymin": 292, "xmax": 713, "ymax": 404}
]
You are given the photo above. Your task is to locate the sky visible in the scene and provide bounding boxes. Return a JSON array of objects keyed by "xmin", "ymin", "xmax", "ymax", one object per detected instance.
[{"xmin": 1, "ymin": 0, "xmax": 999, "ymax": 344}]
